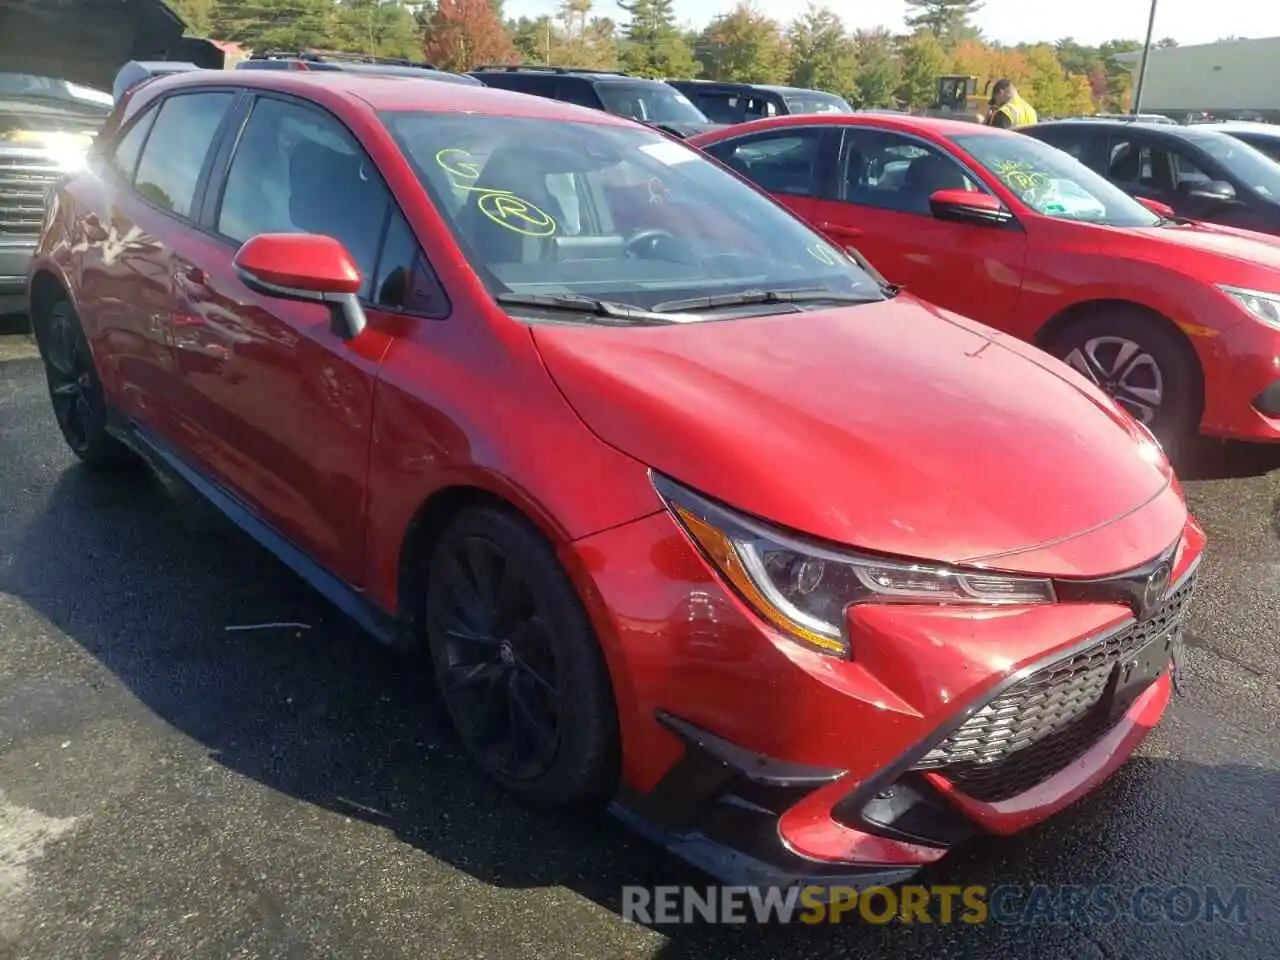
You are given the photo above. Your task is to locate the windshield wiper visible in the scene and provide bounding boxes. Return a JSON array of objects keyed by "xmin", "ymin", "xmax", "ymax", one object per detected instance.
[
  {"xmin": 651, "ymin": 287, "xmax": 886, "ymax": 313},
  {"xmin": 495, "ymin": 293, "xmax": 680, "ymax": 324}
]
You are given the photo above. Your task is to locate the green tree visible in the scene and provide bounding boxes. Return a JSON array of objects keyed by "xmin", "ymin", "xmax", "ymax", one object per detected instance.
[
  {"xmin": 896, "ymin": 30, "xmax": 947, "ymax": 108},
  {"xmin": 212, "ymin": 0, "xmax": 338, "ymax": 50},
  {"xmin": 1021, "ymin": 42, "xmax": 1077, "ymax": 115},
  {"xmin": 169, "ymin": 0, "xmax": 220, "ymax": 35},
  {"xmin": 1099, "ymin": 38, "xmax": 1141, "ymax": 111},
  {"xmin": 331, "ymin": 0, "xmax": 422, "ymax": 58},
  {"xmin": 903, "ymin": 0, "xmax": 982, "ymax": 43},
  {"xmin": 695, "ymin": 2, "xmax": 787, "ymax": 83},
  {"xmin": 618, "ymin": 0, "xmax": 697, "ymax": 77},
  {"xmin": 851, "ymin": 27, "xmax": 900, "ymax": 108},
  {"xmin": 508, "ymin": 15, "xmax": 553, "ymax": 63},
  {"xmin": 787, "ymin": 5, "xmax": 854, "ymax": 95}
]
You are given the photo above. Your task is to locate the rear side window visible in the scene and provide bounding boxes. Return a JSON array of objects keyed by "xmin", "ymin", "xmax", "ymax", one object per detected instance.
[
  {"xmin": 133, "ymin": 92, "xmax": 235, "ymax": 217},
  {"xmin": 107, "ymin": 106, "xmax": 158, "ymax": 180},
  {"xmin": 702, "ymin": 129, "xmax": 828, "ymax": 197}
]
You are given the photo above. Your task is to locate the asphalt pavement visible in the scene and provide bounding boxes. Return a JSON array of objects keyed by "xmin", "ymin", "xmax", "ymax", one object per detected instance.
[{"xmin": 1, "ymin": 329, "xmax": 1278, "ymax": 959}]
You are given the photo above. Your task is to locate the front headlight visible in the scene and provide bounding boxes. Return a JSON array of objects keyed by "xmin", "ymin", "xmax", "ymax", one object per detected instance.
[
  {"xmin": 1218, "ymin": 284, "xmax": 1280, "ymax": 329},
  {"xmin": 653, "ymin": 474, "xmax": 1056, "ymax": 658},
  {"xmin": 0, "ymin": 130, "xmax": 94, "ymax": 171}
]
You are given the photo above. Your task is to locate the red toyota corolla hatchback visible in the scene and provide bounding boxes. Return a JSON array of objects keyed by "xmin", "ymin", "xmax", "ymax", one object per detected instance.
[
  {"xmin": 690, "ymin": 114, "xmax": 1280, "ymax": 453},
  {"xmin": 29, "ymin": 70, "xmax": 1203, "ymax": 889}
]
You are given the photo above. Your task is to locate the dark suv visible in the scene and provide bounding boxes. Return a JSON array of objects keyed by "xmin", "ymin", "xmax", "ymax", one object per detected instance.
[
  {"xmin": 467, "ymin": 66, "xmax": 721, "ymax": 138},
  {"xmin": 665, "ymin": 80, "xmax": 852, "ymax": 124},
  {"xmin": 1025, "ymin": 119, "xmax": 1280, "ymax": 235}
]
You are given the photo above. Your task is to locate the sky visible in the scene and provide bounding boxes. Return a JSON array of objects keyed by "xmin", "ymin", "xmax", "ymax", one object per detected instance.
[{"xmin": 501, "ymin": 0, "xmax": 1280, "ymax": 47}]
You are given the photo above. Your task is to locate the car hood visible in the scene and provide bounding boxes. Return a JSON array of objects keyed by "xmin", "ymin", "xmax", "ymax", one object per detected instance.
[
  {"xmin": 1126, "ymin": 218, "xmax": 1280, "ymax": 271},
  {"xmin": 0, "ymin": 0, "xmax": 216, "ymax": 95},
  {"xmin": 532, "ymin": 296, "xmax": 1179, "ymax": 577}
]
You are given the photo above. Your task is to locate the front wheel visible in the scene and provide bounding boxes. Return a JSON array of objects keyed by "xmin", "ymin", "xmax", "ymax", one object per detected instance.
[
  {"xmin": 424, "ymin": 506, "xmax": 620, "ymax": 808},
  {"xmin": 1046, "ymin": 310, "xmax": 1200, "ymax": 457}
]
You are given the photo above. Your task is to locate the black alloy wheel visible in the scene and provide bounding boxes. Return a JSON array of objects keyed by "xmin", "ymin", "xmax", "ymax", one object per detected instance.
[
  {"xmin": 425, "ymin": 507, "xmax": 620, "ymax": 807},
  {"xmin": 38, "ymin": 298, "xmax": 132, "ymax": 469}
]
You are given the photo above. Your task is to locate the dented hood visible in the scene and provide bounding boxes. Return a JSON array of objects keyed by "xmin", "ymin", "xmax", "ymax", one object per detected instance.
[{"xmin": 0, "ymin": 0, "xmax": 220, "ymax": 94}]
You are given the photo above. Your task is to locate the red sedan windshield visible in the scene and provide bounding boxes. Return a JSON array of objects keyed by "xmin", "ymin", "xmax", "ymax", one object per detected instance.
[{"xmin": 382, "ymin": 112, "xmax": 882, "ymax": 313}]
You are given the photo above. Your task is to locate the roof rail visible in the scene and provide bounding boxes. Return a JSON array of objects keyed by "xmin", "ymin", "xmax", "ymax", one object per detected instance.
[
  {"xmin": 247, "ymin": 49, "xmax": 439, "ymax": 69},
  {"xmin": 471, "ymin": 64, "xmax": 630, "ymax": 75}
]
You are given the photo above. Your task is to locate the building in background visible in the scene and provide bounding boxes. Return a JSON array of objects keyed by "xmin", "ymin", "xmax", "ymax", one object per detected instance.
[{"xmin": 1116, "ymin": 37, "xmax": 1280, "ymax": 122}]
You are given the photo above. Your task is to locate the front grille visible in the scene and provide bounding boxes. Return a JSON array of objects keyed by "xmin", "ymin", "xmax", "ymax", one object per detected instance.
[
  {"xmin": 913, "ymin": 572, "xmax": 1197, "ymax": 803},
  {"xmin": 0, "ymin": 152, "xmax": 61, "ymax": 236}
]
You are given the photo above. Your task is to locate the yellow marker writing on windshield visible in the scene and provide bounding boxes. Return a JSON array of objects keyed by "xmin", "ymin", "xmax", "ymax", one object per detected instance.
[
  {"xmin": 436, "ymin": 147, "xmax": 481, "ymax": 182},
  {"xmin": 808, "ymin": 242, "xmax": 842, "ymax": 266},
  {"xmin": 478, "ymin": 192, "xmax": 557, "ymax": 237}
]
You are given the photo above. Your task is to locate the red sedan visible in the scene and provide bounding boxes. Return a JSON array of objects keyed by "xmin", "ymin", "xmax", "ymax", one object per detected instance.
[
  {"xmin": 690, "ymin": 114, "xmax": 1280, "ymax": 452},
  {"xmin": 30, "ymin": 68, "xmax": 1202, "ymax": 888}
]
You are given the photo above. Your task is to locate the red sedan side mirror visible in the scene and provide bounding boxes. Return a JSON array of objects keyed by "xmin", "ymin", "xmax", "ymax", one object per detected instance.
[
  {"xmin": 929, "ymin": 189, "xmax": 1014, "ymax": 227},
  {"xmin": 233, "ymin": 233, "xmax": 367, "ymax": 340}
]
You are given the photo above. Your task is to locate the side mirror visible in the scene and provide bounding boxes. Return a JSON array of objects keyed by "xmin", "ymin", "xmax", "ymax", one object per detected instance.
[
  {"xmin": 1185, "ymin": 179, "xmax": 1236, "ymax": 205},
  {"xmin": 1136, "ymin": 196, "xmax": 1176, "ymax": 218},
  {"xmin": 233, "ymin": 233, "xmax": 367, "ymax": 340},
  {"xmin": 928, "ymin": 188, "xmax": 1014, "ymax": 226}
]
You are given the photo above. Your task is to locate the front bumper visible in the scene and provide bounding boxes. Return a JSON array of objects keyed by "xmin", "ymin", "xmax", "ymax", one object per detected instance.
[
  {"xmin": 1197, "ymin": 315, "xmax": 1280, "ymax": 440},
  {"xmin": 572, "ymin": 508, "xmax": 1204, "ymax": 888}
]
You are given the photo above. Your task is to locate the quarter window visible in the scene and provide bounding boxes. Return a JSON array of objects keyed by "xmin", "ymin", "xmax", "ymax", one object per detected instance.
[
  {"xmin": 107, "ymin": 106, "xmax": 157, "ymax": 181},
  {"xmin": 132, "ymin": 92, "xmax": 235, "ymax": 217}
]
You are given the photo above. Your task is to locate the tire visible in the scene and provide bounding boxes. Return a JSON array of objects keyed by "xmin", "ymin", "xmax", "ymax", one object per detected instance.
[
  {"xmin": 1045, "ymin": 309, "xmax": 1200, "ymax": 457},
  {"xmin": 34, "ymin": 296, "xmax": 134, "ymax": 470},
  {"xmin": 424, "ymin": 506, "xmax": 621, "ymax": 808}
]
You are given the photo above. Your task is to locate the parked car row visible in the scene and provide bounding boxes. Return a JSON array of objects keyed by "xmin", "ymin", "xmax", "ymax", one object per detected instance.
[
  {"xmin": 688, "ymin": 112, "xmax": 1280, "ymax": 451},
  {"xmin": 21, "ymin": 60, "xmax": 1216, "ymax": 893}
]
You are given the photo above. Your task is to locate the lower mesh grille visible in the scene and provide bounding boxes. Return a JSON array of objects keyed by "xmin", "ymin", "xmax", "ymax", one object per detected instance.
[{"xmin": 913, "ymin": 572, "xmax": 1197, "ymax": 803}]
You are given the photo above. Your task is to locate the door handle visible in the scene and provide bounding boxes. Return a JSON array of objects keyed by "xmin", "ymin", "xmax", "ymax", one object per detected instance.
[{"xmin": 820, "ymin": 222, "xmax": 863, "ymax": 238}]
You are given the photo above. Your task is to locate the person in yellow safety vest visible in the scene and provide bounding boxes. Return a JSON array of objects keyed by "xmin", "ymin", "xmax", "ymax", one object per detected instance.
[{"xmin": 985, "ymin": 78, "xmax": 1038, "ymax": 128}]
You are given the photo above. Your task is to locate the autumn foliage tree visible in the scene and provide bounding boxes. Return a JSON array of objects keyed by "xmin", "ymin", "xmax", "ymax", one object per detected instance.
[{"xmin": 423, "ymin": 0, "xmax": 516, "ymax": 71}]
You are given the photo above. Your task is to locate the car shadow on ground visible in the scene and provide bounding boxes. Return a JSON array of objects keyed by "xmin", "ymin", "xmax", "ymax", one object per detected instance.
[
  {"xmin": 1178, "ymin": 438, "xmax": 1280, "ymax": 481},
  {"xmin": 4, "ymin": 460, "xmax": 1277, "ymax": 959}
]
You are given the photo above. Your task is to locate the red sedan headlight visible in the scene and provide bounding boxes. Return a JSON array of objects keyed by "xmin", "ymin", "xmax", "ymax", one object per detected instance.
[{"xmin": 652, "ymin": 473, "xmax": 1057, "ymax": 659}]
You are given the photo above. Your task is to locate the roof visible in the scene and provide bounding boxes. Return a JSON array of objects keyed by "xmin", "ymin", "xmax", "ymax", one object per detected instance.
[
  {"xmin": 1113, "ymin": 36, "xmax": 1280, "ymax": 64},
  {"xmin": 689, "ymin": 111, "xmax": 1004, "ymax": 142},
  {"xmin": 469, "ymin": 65, "xmax": 660, "ymax": 84},
  {"xmin": 132, "ymin": 69, "xmax": 640, "ymax": 127}
]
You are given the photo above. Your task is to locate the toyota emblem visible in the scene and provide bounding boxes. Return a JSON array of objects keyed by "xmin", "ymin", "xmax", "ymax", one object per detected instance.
[{"xmin": 1139, "ymin": 561, "xmax": 1173, "ymax": 619}]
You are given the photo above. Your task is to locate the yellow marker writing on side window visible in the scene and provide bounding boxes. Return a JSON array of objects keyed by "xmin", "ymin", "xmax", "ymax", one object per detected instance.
[{"xmin": 478, "ymin": 192, "xmax": 557, "ymax": 237}]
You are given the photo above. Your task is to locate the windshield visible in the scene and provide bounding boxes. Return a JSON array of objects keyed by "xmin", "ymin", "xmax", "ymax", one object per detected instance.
[
  {"xmin": 1185, "ymin": 132, "xmax": 1280, "ymax": 199},
  {"xmin": 593, "ymin": 83, "xmax": 709, "ymax": 124},
  {"xmin": 953, "ymin": 133, "xmax": 1161, "ymax": 227},
  {"xmin": 783, "ymin": 92, "xmax": 853, "ymax": 115},
  {"xmin": 0, "ymin": 73, "xmax": 112, "ymax": 107},
  {"xmin": 382, "ymin": 112, "xmax": 880, "ymax": 316}
]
